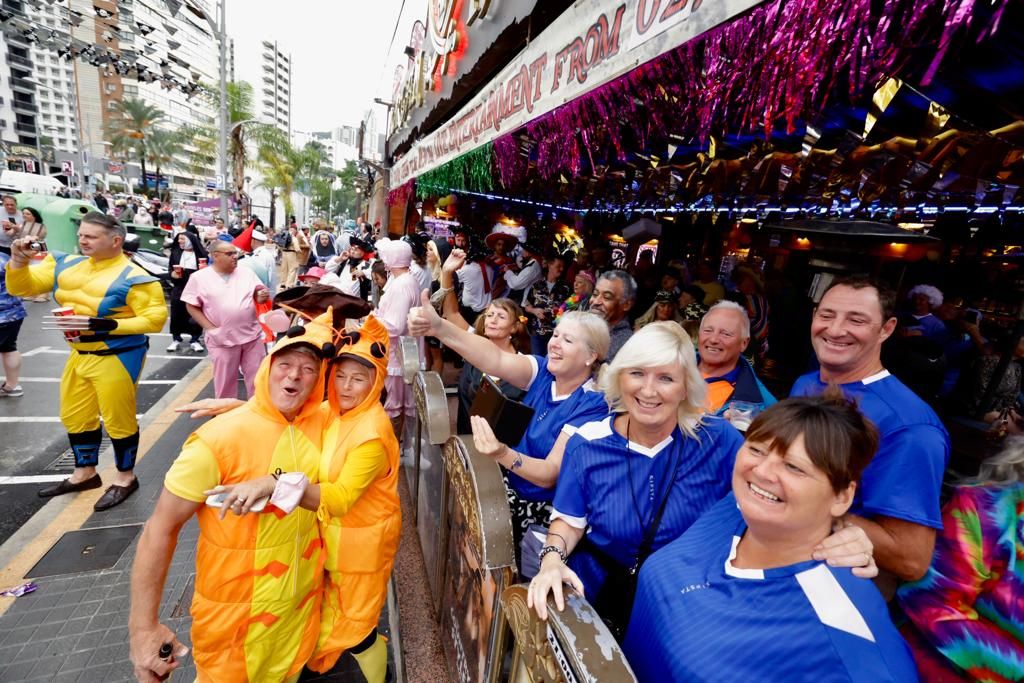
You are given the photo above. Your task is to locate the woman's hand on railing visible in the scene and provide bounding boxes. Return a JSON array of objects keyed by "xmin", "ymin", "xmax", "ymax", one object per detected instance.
[{"xmin": 528, "ymin": 554, "xmax": 584, "ymax": 621}]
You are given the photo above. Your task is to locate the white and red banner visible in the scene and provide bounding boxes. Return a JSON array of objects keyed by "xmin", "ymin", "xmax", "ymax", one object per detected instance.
[{"xmin": 390, "ymin": 0, "xmax": 763, "ymax": 189}]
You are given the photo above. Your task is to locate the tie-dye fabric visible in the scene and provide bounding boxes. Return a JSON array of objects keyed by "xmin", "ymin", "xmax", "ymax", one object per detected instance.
[{"xmin": 897, "ymin": 483, "xmax": 1024, "ymax": 682}]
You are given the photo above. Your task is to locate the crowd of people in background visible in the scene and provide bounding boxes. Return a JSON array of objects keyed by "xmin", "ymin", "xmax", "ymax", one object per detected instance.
[{"xmin": 2, "ymin": 192, "xmax": 1020, "ymax": 682}]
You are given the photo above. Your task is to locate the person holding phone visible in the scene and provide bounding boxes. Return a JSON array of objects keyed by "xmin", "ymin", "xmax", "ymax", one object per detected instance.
[
  {"xmin": 408, "ymin": 288, "xmax": 611, "ymax": 567},
  {"xmin": 0, "ymin": 194, "xmax": 22, "ymax": 256}
]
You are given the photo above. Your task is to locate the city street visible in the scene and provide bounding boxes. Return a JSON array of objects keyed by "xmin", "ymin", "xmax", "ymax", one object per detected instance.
[{"xmin": 0, "ymin": 299, "xmax": 205, "ymax": 545}]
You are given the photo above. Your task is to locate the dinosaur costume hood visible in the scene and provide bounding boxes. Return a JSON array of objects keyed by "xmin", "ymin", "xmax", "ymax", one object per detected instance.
[{"xmin": 327, "ymin": 314, "xmax": 390, "ymax": 421}]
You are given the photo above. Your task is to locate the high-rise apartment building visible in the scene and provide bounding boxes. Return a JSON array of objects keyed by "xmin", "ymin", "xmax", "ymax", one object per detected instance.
[
  {"xmin": 30, "ymin": 1, "xmax": 79, "ymax": 162},
  {"xmin": 68, "ymin": 0, "xmax": 220, "ymax": 196},
  {"xmin": 0, "ymin": 0, "xmax": 51, "ymax": 173},
  {"xmin": 235, "ymin": 38, "xmax": 290, "ymax": 134}
]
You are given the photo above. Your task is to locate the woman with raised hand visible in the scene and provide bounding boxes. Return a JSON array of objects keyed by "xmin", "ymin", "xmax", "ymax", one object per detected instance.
[
  {"xmin": 434, "ymin": 248, "xmax": 530, "ymax": 434},
  {"xmin": 623, "ymin": 390, "xmax": 912, "ymax": 681},
  {"xmin": 408, "ymin": 286, "xmax": 610, "ymax": 562}
]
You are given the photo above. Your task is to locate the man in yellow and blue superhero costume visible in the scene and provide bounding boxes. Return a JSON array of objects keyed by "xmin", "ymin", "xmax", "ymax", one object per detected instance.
[{"xmin": 7, "ymin": 212, "xmax": 167, "ymax": 510}]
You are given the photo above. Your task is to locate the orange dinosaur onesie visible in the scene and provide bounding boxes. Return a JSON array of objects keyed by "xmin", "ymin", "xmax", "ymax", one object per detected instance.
[
  {"xmin": 307, "ymin": 315, "xmax": 402, "ymax": 675},
  {"xmin": 164, "ymin": 312, "xmax": 336, "ymax": 682}
]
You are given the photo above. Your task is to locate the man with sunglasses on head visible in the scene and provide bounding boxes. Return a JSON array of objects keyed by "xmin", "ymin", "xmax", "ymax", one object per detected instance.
[{"xmin": 181, "ymin": 242, "xmax": 269, "ymax": 399}]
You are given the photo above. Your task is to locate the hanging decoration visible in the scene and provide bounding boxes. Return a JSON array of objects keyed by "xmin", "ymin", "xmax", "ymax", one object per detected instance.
[
  {"xmin": 416, "ymin": 143, "xmax": 496, "ymax": 198},
  {"xmin": 0, "ymin": 5, "xmax": 204, "ymax": 99},
  {"xmin": 387, "ymin": 179, "xmax": 416, "ymax": 207},
  {"xmin": 492, "ymin": 0, "xmax": 1007, "ymax": 184}
]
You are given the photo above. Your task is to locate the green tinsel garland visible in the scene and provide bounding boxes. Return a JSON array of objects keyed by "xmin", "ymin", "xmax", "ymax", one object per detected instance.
[{"xmin": 415, "ymin": 143, "xmax": 495, "ymax": 198}]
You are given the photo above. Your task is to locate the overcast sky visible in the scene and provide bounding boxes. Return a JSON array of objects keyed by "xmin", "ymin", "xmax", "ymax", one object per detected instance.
[{"xmin": 225, "ymin": 0, "xmax": 406, "ymax": 131}]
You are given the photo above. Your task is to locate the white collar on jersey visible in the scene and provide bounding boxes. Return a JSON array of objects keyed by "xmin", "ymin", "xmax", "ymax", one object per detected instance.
[
  {"xmin": 550, "ymin": 377, "xmax": 595, "ymax": 402},
  {"xmin": 860, "ymin": 369, "xmax": 891, "ymax": 385}
]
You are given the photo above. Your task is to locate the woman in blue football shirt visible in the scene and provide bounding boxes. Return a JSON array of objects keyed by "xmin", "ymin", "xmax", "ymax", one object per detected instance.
[
  {"xmin": 623, "ymin": 391, "xmax": 918, "ymax": 682},
  {"xmin": 408, "ymin": 292, "xmax": 610, "ymax": 560}
]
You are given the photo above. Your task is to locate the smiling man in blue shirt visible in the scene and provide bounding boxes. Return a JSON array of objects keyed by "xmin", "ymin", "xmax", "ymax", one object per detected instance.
[{"xmin": 791, "ymin": 276, "xmax": 949, "ymax": 591}]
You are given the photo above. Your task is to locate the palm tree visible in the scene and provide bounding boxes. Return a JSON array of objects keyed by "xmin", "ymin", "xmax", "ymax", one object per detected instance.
[
  {"xmin": 147, "ymin": 128, "xmax": 185, "ymax": 201},
  {"xmin": 106, "ymin": 98, "xmax": 164, "ymax": 195},
  {"xmin": 255, "ymin": 128, "xmax": 295, "ymax": 228},
  {"xmin": 206, "ymin": 81, "xmax": 276, "ymax": 207}
]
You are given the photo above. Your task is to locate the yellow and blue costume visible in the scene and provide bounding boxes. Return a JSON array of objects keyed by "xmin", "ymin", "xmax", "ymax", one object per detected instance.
[{"xmin": 6, "ymin": 251, "xmax": 167, "ymax": 471}]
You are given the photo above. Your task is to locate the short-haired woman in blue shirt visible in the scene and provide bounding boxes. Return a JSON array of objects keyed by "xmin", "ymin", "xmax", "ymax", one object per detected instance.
[
  {"xmin": 408, "ymin": 293, "xmax": 610, "ymax": 563},
  {"xmin": 623, "ymin": 391, "xmax": 917, "ymax": 681}
]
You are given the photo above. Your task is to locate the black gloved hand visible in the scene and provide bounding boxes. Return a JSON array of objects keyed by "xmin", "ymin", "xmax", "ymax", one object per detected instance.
[{"xmin": 88, "ymin": 317, "xmax": 118, "ymax": 332}]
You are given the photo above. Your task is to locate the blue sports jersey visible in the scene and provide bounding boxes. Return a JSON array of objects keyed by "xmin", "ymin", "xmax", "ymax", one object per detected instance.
[
  {"xmin": 624, "ymin": 493, "xmax": 919, "ymax": 682},
  {"xmin": 553, "ymin": 415, "xmax": 743, "ymax": 597},
  {"xmin": 790, "ymin": 370, "xmax": 949, "ymax": 529},
  {"xmin": 507, "ymin": 355, "xmax": 609, "ymax": 502}
]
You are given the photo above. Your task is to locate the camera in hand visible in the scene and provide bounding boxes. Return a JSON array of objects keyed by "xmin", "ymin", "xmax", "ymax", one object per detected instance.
[{"xmin": 29, "ymin": 241, "xmax": 47, "ymax": 252}]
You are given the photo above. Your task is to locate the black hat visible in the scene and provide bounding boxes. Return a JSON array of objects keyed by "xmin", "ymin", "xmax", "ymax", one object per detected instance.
[
  {"xmin": 403, "ymin": 232, "xmax": 430, "ymax": 260},
  {"xmin": 450, "ymin": 224, "xmax": 471, "ymax": 236},
  {"xmin": 349, "ymin": 236, "xmax": 373, "ymax": 252},
  {"xmin": 654, "ymin": 289, "xmax": 676, "ymax": 304},
  {"xmin": 520, "ymin": 238, "xmax": 546, "ymax": 256}
]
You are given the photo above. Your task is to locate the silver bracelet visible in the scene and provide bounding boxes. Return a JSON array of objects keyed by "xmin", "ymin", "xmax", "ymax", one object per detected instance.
[{"xmin": 506, "ymin": 449, "xmax": 524, "ymax": 470}]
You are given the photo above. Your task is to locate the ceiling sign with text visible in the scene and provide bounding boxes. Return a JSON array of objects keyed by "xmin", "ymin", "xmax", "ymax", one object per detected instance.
[{"xmin": 391, "ymin": 0, "xmax": 764, "ymax": 189}]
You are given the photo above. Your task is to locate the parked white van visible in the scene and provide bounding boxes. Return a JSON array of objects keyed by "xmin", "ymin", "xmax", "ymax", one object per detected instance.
[{"xmin": 0, "ymin": 170, "xmax": 66, "ymax": 195}]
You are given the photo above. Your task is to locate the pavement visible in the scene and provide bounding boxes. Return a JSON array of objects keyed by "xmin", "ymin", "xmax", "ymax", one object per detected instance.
[{"xmin": 0, "ymin": 329, "xmax": 396, "ymax": 682}]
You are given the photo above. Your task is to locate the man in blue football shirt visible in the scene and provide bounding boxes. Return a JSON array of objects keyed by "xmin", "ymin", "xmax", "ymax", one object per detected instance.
[{"xmin": 791, "ymin": 276, "xmax": 949, "ymax": 590}]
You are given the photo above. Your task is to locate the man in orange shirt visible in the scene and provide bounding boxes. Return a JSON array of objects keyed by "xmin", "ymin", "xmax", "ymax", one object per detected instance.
[{"xmin": 697, "ymin": 301, "xmax": 775, "ymax": 418}]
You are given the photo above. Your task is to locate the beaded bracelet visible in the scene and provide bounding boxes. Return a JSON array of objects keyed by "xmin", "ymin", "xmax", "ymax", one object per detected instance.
[{"xmin": 539, "ymin": 545, "xmax": 566, "ymax": 563}]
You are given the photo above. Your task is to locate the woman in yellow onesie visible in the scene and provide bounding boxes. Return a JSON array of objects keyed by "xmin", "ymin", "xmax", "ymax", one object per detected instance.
[{"xmin": 214, "ymin": 315, "xmax": 401, "ymax": 682}]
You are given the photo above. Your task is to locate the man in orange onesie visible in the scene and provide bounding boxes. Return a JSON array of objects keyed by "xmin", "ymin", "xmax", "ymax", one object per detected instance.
[{"xmin": 128, "ymin": 311, "xmax": 337, "ymax": 683}]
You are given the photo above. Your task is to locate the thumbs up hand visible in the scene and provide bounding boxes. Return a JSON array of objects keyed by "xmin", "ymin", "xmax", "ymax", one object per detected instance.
[{"xmin": 408, "ymin": 288, "xmax": 443, "ymax": 338}]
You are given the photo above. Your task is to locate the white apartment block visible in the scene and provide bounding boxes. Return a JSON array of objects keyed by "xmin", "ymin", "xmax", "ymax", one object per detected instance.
[
  {"xmin": 69, "ymin": 0, "xmax": 220, "ymax": 197},
  {"xmin": 30, "ymin": 2, "xmax": 78, "ymax": 159},
  {"xmin": 235, "ymin": 38, "xmax": 290, "ymax": 135}
]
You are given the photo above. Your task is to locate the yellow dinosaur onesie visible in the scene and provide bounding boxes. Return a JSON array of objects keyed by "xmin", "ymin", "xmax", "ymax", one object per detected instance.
[{"xmin": 307, "ymin": 315, "xmax": 402, "ymax": 677}]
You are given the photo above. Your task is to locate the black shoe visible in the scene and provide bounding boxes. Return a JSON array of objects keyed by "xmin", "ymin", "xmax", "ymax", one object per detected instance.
[
  {"xmin": 38, "ymin": 474, "xmax": 102, "ymax": 498},
  {"xmin": 93, "ymin": 478, "xmax": 139, "ymax": 511}
]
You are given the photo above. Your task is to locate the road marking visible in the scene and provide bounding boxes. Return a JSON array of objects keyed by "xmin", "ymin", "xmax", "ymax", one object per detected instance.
[
  {"xmin": 20, "ymin": 346, "xmax": 51, "ymax": 357},
  {"xmin": 0, "ymin": 363, "xmax": 213, "ymax": 615},
  {"xmin": 29, "ymin": 348, "xmax": 203, "ymax": 362},
  {"xmin": 15, "ymin": 377, "xmax": 180, "ymax": 385},
  {"xmin": 0, "ymin": 475, "xmax": 70, "ymax": 485},
  {"xmin": 0, "ymin": 415, "xmax": 144, "ymax": 423}
]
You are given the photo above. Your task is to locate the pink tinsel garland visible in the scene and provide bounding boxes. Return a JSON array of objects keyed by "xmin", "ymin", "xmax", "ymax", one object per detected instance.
[
  {"xmin": 493, "ymin": 0, "xmax": 1006, "ymax": 184},
  {"xmin": 387, "ymin": 179, "xmax": 415, "ymax": 207}
]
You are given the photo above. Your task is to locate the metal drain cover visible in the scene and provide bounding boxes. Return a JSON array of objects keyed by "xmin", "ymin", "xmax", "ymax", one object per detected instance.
[
  {"xmin": 26, "ymin": 525, "xmax": 142, "ymax": 578},
  {"xmin": 45, "ymin": 440, "xmax": 112, "ymax": 471}
]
